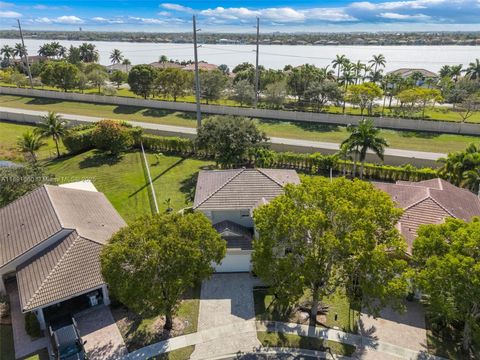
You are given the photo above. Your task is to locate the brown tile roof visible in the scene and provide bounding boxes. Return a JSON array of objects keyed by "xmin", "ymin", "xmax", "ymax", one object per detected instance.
[
  {"xmin": 183, "ymin": 62, "xmax": 218, "ymax": 71},
  {"xmin": 193, "ymin": 168, "xmax": 300, "ymax": 210},
  {"xmin": 0, "ymin": 186, "xmax": 62, "ymax": 268},
  {"xmin": 213, "ymin": 220, "xmax": 253, "ymax": 250},
  {"xmin": 0, "ymin": 185, "xmax": 126, "ymax": 311},
  {"xmin": 374, "ymin": 178, "xmax": 480, "ymax": 253},
  {"xmin": 16, "ymin": 232, "xmax": 104, "ymax": 312},
  {"xmin": 149, "ymin": 61, "xmax": 183, "ymax": 69},
  {"xmin": 388, "ymin": 68, "xmax": 438, "ymax": 78}
]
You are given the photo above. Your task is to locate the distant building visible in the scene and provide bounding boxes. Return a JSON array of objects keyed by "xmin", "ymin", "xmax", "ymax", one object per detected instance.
[
  {"xmin": 388, "ymin": 68, "xmax": 438, "ymax": 79},
  {"xmin": 105, "ymin": 63, "xmax": 128, "ymax": 73},
  {"xmin": 149, "ymin": 61, "xmax": 183, "ymax": 70},
  {"xmin": 183, "ymin": 61, "xmax": 218, "ymax": 72}
]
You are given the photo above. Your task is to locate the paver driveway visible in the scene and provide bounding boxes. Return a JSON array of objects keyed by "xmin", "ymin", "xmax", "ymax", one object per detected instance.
[
  {"xmin": 190, "ymin": 273, "xmax": 261, "ymax": 359},
  {"xmin": 75, "ymin": 305, "xmax": 128, "ymax": 360},
  {"xmin": 356, "ymin": 301, "xmax": 428, "ymax": 359}
]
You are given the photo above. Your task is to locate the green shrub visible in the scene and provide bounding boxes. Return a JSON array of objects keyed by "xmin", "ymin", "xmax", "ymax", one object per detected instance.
[
  {"xmin": 63, "ymin": 125, "xmax": 95, "ymax": 154},
  {"xmin": 141, "ymin": 134, "xmax": 195, "ymax": 154},
  {"xmin": 25, "ymin": 312, "xmax": 41, "ymax": 338},
  {"xmin": 0, "ymin": 295, "xmax": 9, "ymax": 319}
]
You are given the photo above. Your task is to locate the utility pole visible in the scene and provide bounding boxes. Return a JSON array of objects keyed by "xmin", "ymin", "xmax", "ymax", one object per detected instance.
[
  {"xmin": 16, "ymin": 19, "xmax": 33, "ymax": 88},
  {"xmin": 254, "ymin": 17, "xmax": 260, "ymax": 108},
  {"xmin": 193, "ymin": 15, "xmax": 202, "ymax": 128}
]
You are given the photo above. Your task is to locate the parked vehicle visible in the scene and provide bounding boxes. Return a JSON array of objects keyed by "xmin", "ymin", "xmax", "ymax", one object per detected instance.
[{"xmin": 49, "ymin": 317, "xmax": 87, "ymax": 360}]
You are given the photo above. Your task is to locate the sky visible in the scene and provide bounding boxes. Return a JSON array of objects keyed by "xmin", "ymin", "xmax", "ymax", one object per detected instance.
[{"xmin": 1, "ymin": 0, "xmax": 480, "ymax": 33}]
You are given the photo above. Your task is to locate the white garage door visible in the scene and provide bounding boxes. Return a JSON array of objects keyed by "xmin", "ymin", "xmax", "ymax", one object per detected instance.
[{"xmin": 215, "ymin": 254, "xmax": 251, "ymax": 273}]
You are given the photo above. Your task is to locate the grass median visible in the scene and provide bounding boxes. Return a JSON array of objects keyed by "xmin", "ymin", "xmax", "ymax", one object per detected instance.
[{"xmin": 1, "ymin": 95, "xmax": 479, "ymax": 154}]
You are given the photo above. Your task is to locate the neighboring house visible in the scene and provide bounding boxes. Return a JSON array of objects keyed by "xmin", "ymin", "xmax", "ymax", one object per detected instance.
[
  {"xmin": 105, "ymin": 63, "xmax": 128, "ymax": 73},
  {"xmin": 0, "ymin": 183, "xmax": 126, "ymax": 330},
  {"xmin": 149, "ymin": 61, "xmax": 183, "ymax": 70},
  {"xmin": 193, "ymin": 168, "xmax": 300, "ymax": 272},
  {"xmin": 374, "ymin": 178, "xmax": 480, "ymax": 254},
  {"xmin": 183, "ymin": 61, "xmax": 219, "ymax": 72},
  {"xmin": 387, "ymin": 68, "xmax": 438, "ymax": 86}
]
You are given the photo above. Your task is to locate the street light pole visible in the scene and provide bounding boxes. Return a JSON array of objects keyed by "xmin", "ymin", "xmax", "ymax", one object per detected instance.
[
  {"xmin": 16, "ymin": 19, "xmax": 33, "ymax": 88},
  {"xmin": 254, "ymin": 17, "xmax": 260, "ymax": 108},
  {"xmin": 193, "ymin": 15, "xmax": 202, "ymax": 128}
]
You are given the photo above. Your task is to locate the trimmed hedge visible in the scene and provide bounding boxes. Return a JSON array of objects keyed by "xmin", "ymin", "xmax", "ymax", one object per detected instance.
[{"xmin": 62, "ymin": 128, "xmax": 438, "ymax": 183}]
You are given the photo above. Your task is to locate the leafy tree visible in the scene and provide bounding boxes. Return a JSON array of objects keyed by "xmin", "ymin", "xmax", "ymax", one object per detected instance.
[
  {"xmin": 397, "ymin": 87, "xmax": 443, "ymax": 118},
  {"xmin": 305, "ymin": 81, "xmax": 342, "ymax": 111},
  {"xmin": 232, "ymin": 62, "xmax": 254, "ymax": 74},
  {"xmin": 87, "ymin": 68, "xmax": 108, "ymax": 93},
  {"xmin": 413, "ymin": 218, "xmax": 480, "ymax": 353},
  {"xmin": 231, "ymin": 79, "xmax": 255, "ymax": 106},
  {"xmin": 109, "ymin": 70, "xmax": 127, "ymax": 89},
  {"xmin": 35, "ymin": 112, "xmax": 68, "ymax": 158},
  {"xmin": 110, "ymin": 49, "xmax": 123, "ymax": 64},
  {"xmin": 457, "ymin": 94, "xmax": 480, "ymax": 123},
  {"xmin": 101, "ymin": 212, "xmax": 226, "ymax": 330},
  {"xmin": 286, "ymin": 64, "xmax": 320, "ymax": 104},
  {"xmin": 0, "ymin": 164, "xmax": 56, "ymax": 207},
  {"xmin": 341, "ymin": 119, "xmax": 388, "ymax": 178},
  {"xmin": 196, "ymin": 116, "xmax": 268, "ymax": 167},
  {"xmin": 264, "ymin": 81, "xmax": 287, "ymax": 109},
  {"xmin": 155, "ymin": 68, "xmax": 192, "ymax": 101},
  {"xmin": 253, "ymin": 177, "xmax": 408, "ymax": 326},
  {"xmin": 92, "ymin": 120, "xmax": 137, "ymax": 155},
  {"xmin": 40, "ymin": 61, "xmax": 80, "ymax": 92},
  {"xmin": 128, "ymin": 64, "xmax": 156, "ymax": 99},
  {"xmin": 345, "ymin": 83, "xmax": 383, "ymax": 116},
  {"xmin": 218, "ymin": 64, "xmax": 230, "ymax": 75},
  {"xmin": 17, "ymin": 131, "xmax": 46, "ymax": 162},
  {"xmin": 67, "ymin": 46, "xmax": 82, "ymax": 65},
  {"xmin": 10, "ymin": 72, "xmax": 27, "ymax": 88},
  {"xmin": 200, "ymin": 70, "xmax": 228, "ymax": 104}
]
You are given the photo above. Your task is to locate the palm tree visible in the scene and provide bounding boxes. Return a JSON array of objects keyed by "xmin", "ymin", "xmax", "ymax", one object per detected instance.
[
  {"xmin": 122, "ymin": 58, "xmax": 131, "ymax": 72},
  {"xmin": 341, "ymin": 119, "xmax": 388, "ymax": 179},
  {"xmin": 17, "ymin": 131, "xmax": 46, "ymax": 162},
  {"xmin": 13, "ymin": 43, "xmax": 27, "ymax": 59},
  {"xmin": 465, "ymin": 59, "xmax": 480, "ymax": 81},
  {"xmin": 438, "ymin": 143, "xmax": 480, "ymax": 185},
  {"xmin": 110, "ymin": 49, "xmax": 124, "ymax": 64},
  {"xmin": 462, "ymin": 168, "xmax": 480, "ymax": 195},
  {"xmin": 449, "ymin": 64, "xmax": 463, "ymax": 82},
  {"xmin": 1, "ymin": 44, "xmax": 14, "ymax": 60},
  {"xmin": 319, "ymin": 66, "xmax": 335, "ymax": 81},
  {"xmin": 439, "ymin": 65, "xmax": 451, "ymax": 78},
  {"xmin": 369, "ymin": 54, "xmax": 386, "ymax": 75},
  {"xmin": 35, "ymin": 112, "xmax": 68, "ymax": 158},
  {"xmin": 352, "ymin": 61, "xmax": 365, "ymax": 84},
  {"xmin": 79, "ymin": 43, "xmax": 99, "ymax": 63},
  {"xmin": 332, "ymin": 54, "xmax": 348, "ymax": 81}
]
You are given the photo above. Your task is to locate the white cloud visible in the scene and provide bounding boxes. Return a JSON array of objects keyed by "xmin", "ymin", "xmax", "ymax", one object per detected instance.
[
  {"xmin": 379, "ymin": 11, "xmax": 431, "ymax": 19},
  {"xmin": 34, "ymin": 15, "xmax": 84, "ymax": 24},
  {"xmin": 92, "ymin": 16, "xmax": 108, "ymax": 22},
  {"xmin": 158, "ymin": 11, "xmax": 171, "ymax": 17},
  {"xmin": 350, "ymin": 0, "xmax": 446, "ymax": 11},
  {"xmin": 160, "ymin": 3, "xmax": 193, "ymax": 12},
  {"xmin": 261, "ymin": 8, "xmax": 305, "ymax": 22},
  {"xmin": 200, "ymin": 7, "xmax": 259, "ymax": 20},
  {"xmin": 0, "ymin": 1, "xmax": 14, "ymax": 8},
  {"xmin": 0, "ymin": 10, "xmax": 21, "ymax": 17},
  {"xmin": 307, "ymin": 8, "xmax": 357, "ymax": 21},
  {"xmin": 129, "ymin": 16, "xmax": 164, "ymax": 24}
]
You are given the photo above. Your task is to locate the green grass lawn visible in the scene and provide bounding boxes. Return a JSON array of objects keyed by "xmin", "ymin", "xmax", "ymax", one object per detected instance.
[
  {"xmin": 0, "ymin": 120, "xmax": 66, "ymax": 162},
  {"xmin": 254, "ymin": 288, "xmax": 359, "ymax": 333},
  {"xmin": 45, "ymin": 150, "xmax": 213, "ymax": 223},
  {"xmin": 1, "ymin": 95, "xmax": 479, "ymax": 154},
  {"xmin": 257, "ymin": 331, "xmax": 356, "ymax": 356},
  {"xmin": 0, "ymin": 324, "xmax": 15, "ymax": 360}
]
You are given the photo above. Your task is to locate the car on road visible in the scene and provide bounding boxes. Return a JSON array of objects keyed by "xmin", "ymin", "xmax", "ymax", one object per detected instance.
[{"xmin": 49, "ymin": 317, "xmax": 87, "ymax": 360}]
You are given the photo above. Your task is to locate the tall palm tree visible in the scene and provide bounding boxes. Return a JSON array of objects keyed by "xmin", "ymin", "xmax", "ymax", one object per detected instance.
[
  {"xmin": 110, "ymin": 49, "xmax": 124, "ymax": 64},
  {"xmin": 465, "ymin": 59, "xmax": 480, "ymax": 81},
  {"xmin": 449, "ymin": 64, "xmax": 463, "ymax": 82},
  {"xmin": 341, "ymin": 119, "xmax": 388, "ymax": 179},
  {"xmin": 319, "ymin": 66, "xmax": 335, "ymax": 81},
  {"xmin": 439, "ymin": 65, "xmax": 451, "ymax": 78},
  {"xmin": 332, "ymin": 54, "xmax": 348, "ymax": 81},
  {"xmin": 353, "ymin": 61, "xmax": 365, "ymax": 85},
  {"xmin": 13, "ymin": 43, "xmax": 27, "ymax": 59},
  {"xmin": 79, "ymin": 42, "xmax": 99, "ymax": 63},
  {"xmin": 17, "ymin": 131, "xmax": 46, "ymax": 163},
  {"xmin": 122, "ymin": 58, "xmax": 131, "ymax": 72},
  {"xmin": 369, "ymin": 54, "xmax": 386, "ymax": 75},
  {"xmin": 35, "ymin": 112, "xmax": 68, "ymax": 158},
  {"xmin": 1, "ymin": 44, "xmax": 14, "ymax": 60},
  {"xmin": 438, "ymin": 143, "xmax": 480, "ymax": 185}
]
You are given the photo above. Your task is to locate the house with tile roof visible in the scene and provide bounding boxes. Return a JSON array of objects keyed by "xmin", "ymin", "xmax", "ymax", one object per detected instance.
[
  {"xmin": 374, "ymin": 178, "xmax": 480, "ymax": 253},
  {"xmin": 193, "ymin": 168, "xmax": 300, "ymax": 272},
  {"xmin": 0, "ymin": 183, "xmax": 126, "ymax": 330}
]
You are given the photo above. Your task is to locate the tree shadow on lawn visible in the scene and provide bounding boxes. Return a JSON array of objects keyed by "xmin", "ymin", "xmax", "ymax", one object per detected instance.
[
  {"xmin": 398, "ymin": 130, "xmax": 440, "ymax": 139},
  {"xmin": 78, "ymin": 150, "xmax": 123, "ymax": 169},
  {"xmin": 113, "ymin": 105, "xmax": 144, "ymax": 115},
  {"xmin": 26, "ymin": 97, "xmax": 63, "ymax": 105},
  {"xmin": 142, "ymin": 109, "xmax": 180, "ymax": 118},
  {"xmin": 179, "ymin": 172, "xmax": 198, "ymax": 204},
  {"xmin": 128, "ymin": 157, "xmax": 186, "ymax": 199}
]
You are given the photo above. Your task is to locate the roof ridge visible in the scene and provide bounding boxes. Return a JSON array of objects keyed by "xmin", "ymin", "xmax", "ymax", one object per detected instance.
[
  {"xmin": 256, "ymin": 168, "xmax": 288, "ymax": 187},
  {"xmin": 427, "ymin": 195, "xmax": 456, "ymax": 218},
  {"xmin": 44, "ymin": 185, "xmax": 65, "ymax": 229},
  {"xmin": 194, "ymin": 169, "xmax": 245, "ymax": 209},
  {"xmin": 403, "ymin": 194, "xmax": 431, "ymax": 211},
  {"xmin": 23, "ymin": 234, "xmax": 80, "ymax": 310}
]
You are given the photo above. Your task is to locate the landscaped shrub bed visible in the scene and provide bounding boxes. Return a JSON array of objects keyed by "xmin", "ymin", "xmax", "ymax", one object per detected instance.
[
  {"xmin": 63, "ymin": 125, "xmax": 439, "ymax": 183},
  {"xmin": 24, "ymin": 312, "xmax": 41, "ymax": 338}
]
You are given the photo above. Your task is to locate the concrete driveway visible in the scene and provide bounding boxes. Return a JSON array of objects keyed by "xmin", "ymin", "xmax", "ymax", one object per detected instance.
[
  {"xmin": 190, "ymin": 273, "xmax": 261, "ymax": 359},
  {"xmin": 356, "ymin": 301, "xmax": 428, "ymax": 359},
  {"xmin": 75, "ymin": 305, "xmax": 128, "ymax": 360}
]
